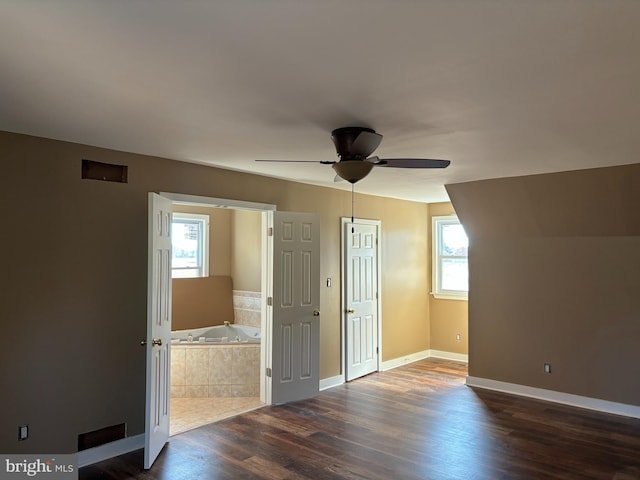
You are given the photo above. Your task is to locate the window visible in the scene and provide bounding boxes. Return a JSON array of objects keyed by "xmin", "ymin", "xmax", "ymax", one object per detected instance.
[
  {"xmin": 432, "ymin": 216, "xmax": 468, "ymax": 300},
  {"xmin": 171, "ymin": 213, "xmax": 209, "ymax": 278}
]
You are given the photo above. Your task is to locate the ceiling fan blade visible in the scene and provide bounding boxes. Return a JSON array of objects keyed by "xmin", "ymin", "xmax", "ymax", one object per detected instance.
[
  {"xmin": 256, "ymin": 159, "xmax": 336, "ymax": 164},
  {"xmin": 376, "ymin": 158, "xmax": 451, "ymax": 168}
]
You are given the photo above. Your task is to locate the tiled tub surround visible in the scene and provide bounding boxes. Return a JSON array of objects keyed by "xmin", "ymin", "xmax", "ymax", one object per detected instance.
[
  {"xmin": 233, "ymin": 290, "xmax": 261, "ymax": 328},
  {"xmin": 171, "ymin": 344, "xmax": 260, "ymax": 398}
]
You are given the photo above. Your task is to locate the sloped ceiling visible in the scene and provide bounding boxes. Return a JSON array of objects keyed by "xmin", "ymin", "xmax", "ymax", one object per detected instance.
[{"xmin": 1, "ymin": 1, "xmax": 639, "ymax": 202}]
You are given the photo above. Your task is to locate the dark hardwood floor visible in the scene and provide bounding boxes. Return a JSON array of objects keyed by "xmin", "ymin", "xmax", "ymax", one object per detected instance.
[{"xmin": 81, "ymin": 359, "xmax": 640, "ymax": 479}]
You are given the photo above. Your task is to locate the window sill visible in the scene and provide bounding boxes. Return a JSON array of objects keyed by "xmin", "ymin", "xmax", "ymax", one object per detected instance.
[{"xmin": 430, "ymin": 292, "xmax": 468, "ymax": 301}]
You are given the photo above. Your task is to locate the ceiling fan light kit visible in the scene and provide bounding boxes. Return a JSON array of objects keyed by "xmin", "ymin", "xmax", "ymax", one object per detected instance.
[{"xmin": 332, "ymin": 160, "xmax": 374, "ymax": 184}]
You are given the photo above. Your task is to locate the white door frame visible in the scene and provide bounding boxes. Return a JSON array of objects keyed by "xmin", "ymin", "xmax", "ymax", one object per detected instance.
[
  {"xmin": 340, "ymin": 217, "xmax": 382, "ymax": 379},
  {"xmin": 157, "ymin": 192, "xmax": 276, "ymax": 405}
]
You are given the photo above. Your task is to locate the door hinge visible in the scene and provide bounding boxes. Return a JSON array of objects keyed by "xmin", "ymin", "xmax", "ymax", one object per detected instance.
[
  {"xmin": 267, "ymin": 296, "xmax": 273, "ymax": 306},
  {"xmin": 266, "ymin": 367, "xmax": 272, "ymax": 377},
  {"xmin": 267, "ymin": 227, "xmax": 273, "ymax": 237}
]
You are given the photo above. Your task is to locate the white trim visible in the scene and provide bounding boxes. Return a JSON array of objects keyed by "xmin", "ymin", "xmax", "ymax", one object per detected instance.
[
  {"xmin": 431, "ymin": 215, "xmax": 469, "ymax": 299},
  {"xmin": 77, "ymin": 434, "xmax": 144, "ymax": 468},
  {"xmin": 430, "ymin": 292, "xmax": 468, "ymax": 301},
  {"xmin": 261, "ymin": 211, "xmax": 273, "ymax": 405},
  {"xmin": 160, "ymin": 192, "xmax": 277, "ymax": 211},
  {"xmin": 320, "ymin": 374, "xmax": 345, "ymax": 391},
  {"xmin": 466, "ymin": 376, "xmax": 640, "ymax": 420},
  {"xmin": 428, "ymin": 350, "xmax": 469, "ymax": 362},
  {"xmin": 172, "ymin": 212, "xmax": 209, "ymax": 278},
  {"xmin": 322, "ymin": 350, "xmax": 468, "ymax": 390},
  {"xmin": 380, "ymin": 350, "xmax": 431, "ymax": 371}
]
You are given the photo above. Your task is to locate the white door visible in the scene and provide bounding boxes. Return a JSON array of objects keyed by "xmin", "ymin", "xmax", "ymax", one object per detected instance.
[
  {"xmin": 144, "ymin": 193, "xmax": 172, "ymax": 469},
  {"xmin": 345, "ymin": 221, "xmax": 379, "ymax": 382},
  {"xmin": 270, "ymin": 211, "xmax": 320, "ymax": 404}
]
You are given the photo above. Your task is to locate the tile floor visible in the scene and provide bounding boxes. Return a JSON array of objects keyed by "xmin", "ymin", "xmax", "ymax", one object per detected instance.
[{"xmin": 170, "ymin": 397, "xmax": 264, "ymax": 436}]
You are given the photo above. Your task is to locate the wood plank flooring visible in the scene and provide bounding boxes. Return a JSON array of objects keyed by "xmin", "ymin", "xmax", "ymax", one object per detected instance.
[{"xmin": 80, "ymin": 359, "xmax": 640, "ymax": 479}]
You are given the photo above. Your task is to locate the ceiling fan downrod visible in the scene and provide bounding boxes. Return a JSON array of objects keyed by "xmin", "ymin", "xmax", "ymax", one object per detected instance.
[{"xmin": 351, "ymin": 183, "xmax": 355, "ymax": 233}]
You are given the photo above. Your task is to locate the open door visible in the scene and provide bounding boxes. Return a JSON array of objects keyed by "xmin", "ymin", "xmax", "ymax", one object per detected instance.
[
  {"xmin": 144, "ymin": 193, "xmax": 172, "ymax": 469},
  {"xmin": 270, "ymin": 211, "xmax": 320, "ymax": 404}
]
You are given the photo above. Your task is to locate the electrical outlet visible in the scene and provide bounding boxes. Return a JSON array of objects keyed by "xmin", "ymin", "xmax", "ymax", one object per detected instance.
[
  {"xmin": 455, "ymin": 333, "xmax": 461, "ymax": 342},
  {"xmin": 18, "ymin": 425, "xmax": 28, "ymax": 441},
  {"xmin": 544, "ymin": 363, "xmax": 552, "ymax": 374}
]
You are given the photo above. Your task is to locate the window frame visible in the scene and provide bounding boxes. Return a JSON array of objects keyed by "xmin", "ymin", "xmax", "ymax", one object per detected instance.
[
  {"xmin": 431, "ymin": 215, "xmax": 469, "ymax": 301},
  {"xmin": 171, "ymin": 212, "xmax": 209, "ymax": 279}
]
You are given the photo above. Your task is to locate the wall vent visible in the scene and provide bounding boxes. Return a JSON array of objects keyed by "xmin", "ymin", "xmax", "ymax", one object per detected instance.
[{"xmin": 81, "ymin": 159, "xmax": 128, "ymax": 183}]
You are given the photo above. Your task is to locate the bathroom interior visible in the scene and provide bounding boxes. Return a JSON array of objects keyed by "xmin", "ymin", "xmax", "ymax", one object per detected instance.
[{"xmin": 169, "ymin": 204, "xmax": 264, "ymax": 435}]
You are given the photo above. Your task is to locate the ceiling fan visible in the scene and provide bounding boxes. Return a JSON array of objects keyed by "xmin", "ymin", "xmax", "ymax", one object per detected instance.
[{"xmin": 257, "ymin": 126, "xmax": 451, "ymax": 184}]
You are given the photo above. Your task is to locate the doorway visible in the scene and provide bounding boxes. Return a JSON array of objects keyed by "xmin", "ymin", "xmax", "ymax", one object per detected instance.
[
  {"xmin": 146, "ymin": 193, "xmax": 321, "ymax": 467},
  {"xmin": 163, "ymin": 194, "xmax": 275, "ymax": 435},
  {"xmin": 341, "ymin": 218, "xmax": 381, "ymax": 382}
]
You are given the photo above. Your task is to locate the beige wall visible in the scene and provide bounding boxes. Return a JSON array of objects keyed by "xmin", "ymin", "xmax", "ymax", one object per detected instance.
[
  {"xmin": 377, "ymin": 206, "xmax": 431, "ymax": 360},
  {"xmin": 231, "ymin": 209, "xmax": 262, "ymax": 292},
  {"xmin": 428, "ymin": 202, "xmax": 469, "ymax": 355},
  {"xmin": 447, "ymin": 163, "xmax": 640, "ymax": 406},
  {"xmin": 0, "ymin": 131, "xmax": 431, "ymax": 453}
]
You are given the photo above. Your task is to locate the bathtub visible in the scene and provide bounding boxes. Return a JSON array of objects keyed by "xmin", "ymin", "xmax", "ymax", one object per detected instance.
[
  {"xmin": 171, "ymin": 324, "xmax": 261, "ymax": 398},
  {"xmin": 171, "ymin": 324, "xmax": 261, "ymax": 344}
]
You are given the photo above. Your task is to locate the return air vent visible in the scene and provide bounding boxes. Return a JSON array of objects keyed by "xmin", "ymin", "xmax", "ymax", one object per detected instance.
[{"xmin": 81, "ymin": 159, "xmax": 128, "ymax": 183}]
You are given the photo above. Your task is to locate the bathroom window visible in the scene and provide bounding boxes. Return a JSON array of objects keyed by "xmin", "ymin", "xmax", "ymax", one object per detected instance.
[
  {"xmin": 172, "ymin": 213, "xmax": 209, "ymax": 278},
  {"xmin": 432, "ymin": 216, "xmax": 468, "ymax": 300}
]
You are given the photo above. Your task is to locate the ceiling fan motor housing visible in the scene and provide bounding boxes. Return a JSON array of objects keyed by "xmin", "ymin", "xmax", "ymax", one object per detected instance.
[{"xmin": 331, "ymin": 127, "xmax": 382, "ymax": 160}]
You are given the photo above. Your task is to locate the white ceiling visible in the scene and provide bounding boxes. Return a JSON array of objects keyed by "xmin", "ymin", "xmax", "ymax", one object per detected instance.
[{"xmin": 1, "ymin": 1, "xmax": 639, "ymax": 203}]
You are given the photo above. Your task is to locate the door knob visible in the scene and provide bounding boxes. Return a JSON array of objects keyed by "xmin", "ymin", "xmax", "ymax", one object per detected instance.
[
  {"xmin": 140, "ymin": 340, "xmax": 147, "ymax": 346},
  {"xmin": 313, "ymin": 309, "xmax": 320, "ymax": 317},
  {"xmin": 152, "ymin": 338, "xmax": 163, "ymax": 346},
  {"xmin": 346, "ymin": 309, "xmax": 355, "ymax": 314}
]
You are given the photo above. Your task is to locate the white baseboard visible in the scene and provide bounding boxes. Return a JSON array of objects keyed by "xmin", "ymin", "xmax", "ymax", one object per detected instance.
[
  {"xmin": 428, "ymin": 350, "xmax": 468, "ymax": 363},
  {"xmin": 320, "ymin": 349, "xmax": 466, "ymax": 388},
  {"xmin": 380, "ymin": 349, "xmax": 432, "ymax": 371},
  {"xmin": 380, "ymin": 349, "xmax": 468, "ymax": 371},
  {"xmin": 320, "ymin": 374, "xmax": 344, "ymax": 391},
  {"xmin": 77, "ymin": 433, "xmax": 144, "ymax": 468},
  {"xmin": 466, "ymin": 376, "xmax": 640, "ymax": 420}
]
